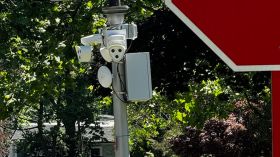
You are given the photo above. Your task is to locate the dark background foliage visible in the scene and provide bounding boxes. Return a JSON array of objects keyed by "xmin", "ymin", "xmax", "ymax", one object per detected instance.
[{"xmin": 131, "ymin": 9, "xmax": 270, "ymax": 98}]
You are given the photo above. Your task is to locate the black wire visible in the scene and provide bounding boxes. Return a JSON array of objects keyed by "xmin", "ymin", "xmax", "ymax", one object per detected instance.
[
  {"xmin": 126, "ymin": 39, "xmax": 133, "ymax": 53},
  {"xmin": 117, "ymin": 63, "xmax": 128, "ymax": 101},
  {"xmin": 117, "ymin": 63, "xmax": 126, "ymax": 90},
  {"xmin": 112, "ymin": 85, "xmax": 127, "ymax": 103}
]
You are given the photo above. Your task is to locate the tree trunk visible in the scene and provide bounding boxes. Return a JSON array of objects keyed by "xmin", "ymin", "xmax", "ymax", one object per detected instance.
[
  {"xmin": 52, "ymin": 121, "xmax": 61, "ymax": 157},
  {"xmin": 38, "ymin": 101, "xmax": 44, "ymax": 137},
  {"xmin": 38, "ymin": 100, "xmax": 46, "ymax": 154},
  {"xmin": 63, "ymin": 120, "xmax": 77, "ymax": 157}
]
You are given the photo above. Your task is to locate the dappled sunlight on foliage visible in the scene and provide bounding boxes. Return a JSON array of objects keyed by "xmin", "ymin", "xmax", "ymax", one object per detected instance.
[{"xmin": 170, "ymin": 99, "xmax": 271, "ymax": 157}]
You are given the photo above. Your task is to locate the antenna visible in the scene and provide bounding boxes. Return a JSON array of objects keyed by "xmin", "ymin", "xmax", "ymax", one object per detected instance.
[{"xmin": 97, "ymin": 66, "xmax": 112, "ymax": 88}]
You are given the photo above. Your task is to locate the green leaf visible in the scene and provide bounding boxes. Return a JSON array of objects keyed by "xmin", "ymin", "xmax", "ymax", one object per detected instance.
[
  {"xmin": 87, "ymin": 85, "xmax": 94, "ymax": 92},
  {"xmin": 86, "ymin": 1, "xmax": 93, "ymax": 9},
  {"xmin": 176, "ymin": 111, "xmax": 186, "ymax": 122}
]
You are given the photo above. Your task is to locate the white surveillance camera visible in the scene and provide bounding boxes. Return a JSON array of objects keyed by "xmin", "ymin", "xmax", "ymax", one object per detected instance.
[
  {"xmin": 102, "ymin": 34, "xmax": 127, "ymax": 62},
  {"xmin": 75, "ymin": 46, "xmax": 93, "ymax": 62},
  {"xmin": 81, "ymin": 34, "xmax": 103, "ymax": 46},
  {"xmin": 100, "ymin": 47, "xmax": 112, "ymax": 62},
  {"xmin": 99, "ymin": 32, "xmax": 127, "ymax": 62},
  {"xmin": 108, "ymin": 44, "xmax": 126, "ymax": 62}
]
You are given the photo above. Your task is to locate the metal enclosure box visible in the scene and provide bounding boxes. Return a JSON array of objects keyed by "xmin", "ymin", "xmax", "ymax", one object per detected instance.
[{"xmin": 125, "ymin": 52, "xmax": 152, "ymax": 101}]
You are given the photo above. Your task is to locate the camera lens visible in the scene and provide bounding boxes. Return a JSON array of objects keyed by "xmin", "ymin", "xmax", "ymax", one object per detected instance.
[
  {"xmin": 118, "ymin": 49, "xmax": 122, "ymax": 52},
  {"xmin": 111, "ymin": 49, "xmax": 115, "ymax": 53},
  {"xmin": 115, "ymin": 55, "xmax": 119, "ymax": 58}
]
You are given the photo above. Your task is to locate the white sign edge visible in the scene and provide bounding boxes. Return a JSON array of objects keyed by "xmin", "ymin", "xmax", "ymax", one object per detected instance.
[{"xmin": 164, "ymin": 0, "xmax": 280, "ymax": 72}]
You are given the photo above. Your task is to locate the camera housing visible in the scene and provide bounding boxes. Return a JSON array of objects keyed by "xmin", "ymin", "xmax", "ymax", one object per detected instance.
[
  {"xmin": 106, "ymin": 34, "xmax": 127, "ymax": 62},
  {"xmin": 75, "ymin": 46, "xmax": 93, "ymax": 62},
  {"xmin": 81, "ymin": 34, "xmax": 103, "ymax": 46},
  {"xmin": 76, "ymin": 26, "xmax": 134, "ymax": 63},
  {"xmin": 100, "ymin": 47, "xmax": 113, "ymax": 62}
]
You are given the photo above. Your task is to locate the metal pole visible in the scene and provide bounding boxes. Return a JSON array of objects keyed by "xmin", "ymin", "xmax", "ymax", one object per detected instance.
[
  {"xmin": 112, "ymin": 63, "xmax": 129, "ymax": 157},
  {"xmin": 103, "ymin": 0, "xmax": 130, "ymax": 156}
]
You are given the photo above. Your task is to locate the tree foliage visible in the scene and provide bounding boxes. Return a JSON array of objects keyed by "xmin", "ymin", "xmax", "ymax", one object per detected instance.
[
  {"xmin": 170, "ymin": 99, "xmax": 271, "ymax": 157},
  {"xmin": 0, "ymin": 1, "xmax": 107, "ymax": 156},
  {"xmin": 0, "ymin": 0, "xmax": 164, "ymax": 156}
]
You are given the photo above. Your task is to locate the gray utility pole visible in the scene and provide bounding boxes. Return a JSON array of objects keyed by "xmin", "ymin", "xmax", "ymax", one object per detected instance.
[
  {"xmin": 103, "ymin": 2, "xmax": 130, "ymax": 157},
  {"xmin": 76, "ymin": 0, "xmax": 149, "ymax": 156},
  {"xmin": 112, "ymin": 63, "xmax": 129, "ymax": 157}
]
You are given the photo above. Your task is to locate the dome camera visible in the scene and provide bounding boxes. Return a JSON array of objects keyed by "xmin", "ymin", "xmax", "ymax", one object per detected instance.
[
  {"xmin": 108, "ymin": 44, "xmax": 126, "ymax": 62},
  {"xmin": 105, "ymin": 34, "xmax": 127, "ymax": 62}
]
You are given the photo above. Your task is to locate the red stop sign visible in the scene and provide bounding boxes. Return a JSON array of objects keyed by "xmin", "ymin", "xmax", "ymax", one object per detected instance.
[
  {"xmin": 165, "ymin": 1, "xmax": 280, "ymax": 156},
  {"xmin": 165, "ymin": 0, "xmax": 280, "ymax": 71}
]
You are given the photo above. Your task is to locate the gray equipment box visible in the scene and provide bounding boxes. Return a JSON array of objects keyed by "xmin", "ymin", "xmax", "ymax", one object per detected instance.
[{"xmin": 125, "ymin": 52, "xmax": 152, "ymax": 101}]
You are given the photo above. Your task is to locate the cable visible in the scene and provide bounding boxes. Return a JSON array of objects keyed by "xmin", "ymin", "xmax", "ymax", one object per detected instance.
[
  {"xmin": 126, "ymin": 40, "xmax": 133, "ymax": 53},
  {"xmin": 117, "ymin": 63, "xmax": 126, "ymax": 90},
  {"xmin": 112, "ymin": 85, "xmax": 127, "ymax": 103},
  {"xmin": 116, "ymin": 63, "xmax": 128, "ymax": 102},
  {"xmin": 125, "ymin": 22, "xmax": 134, "ymax": 53}
]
